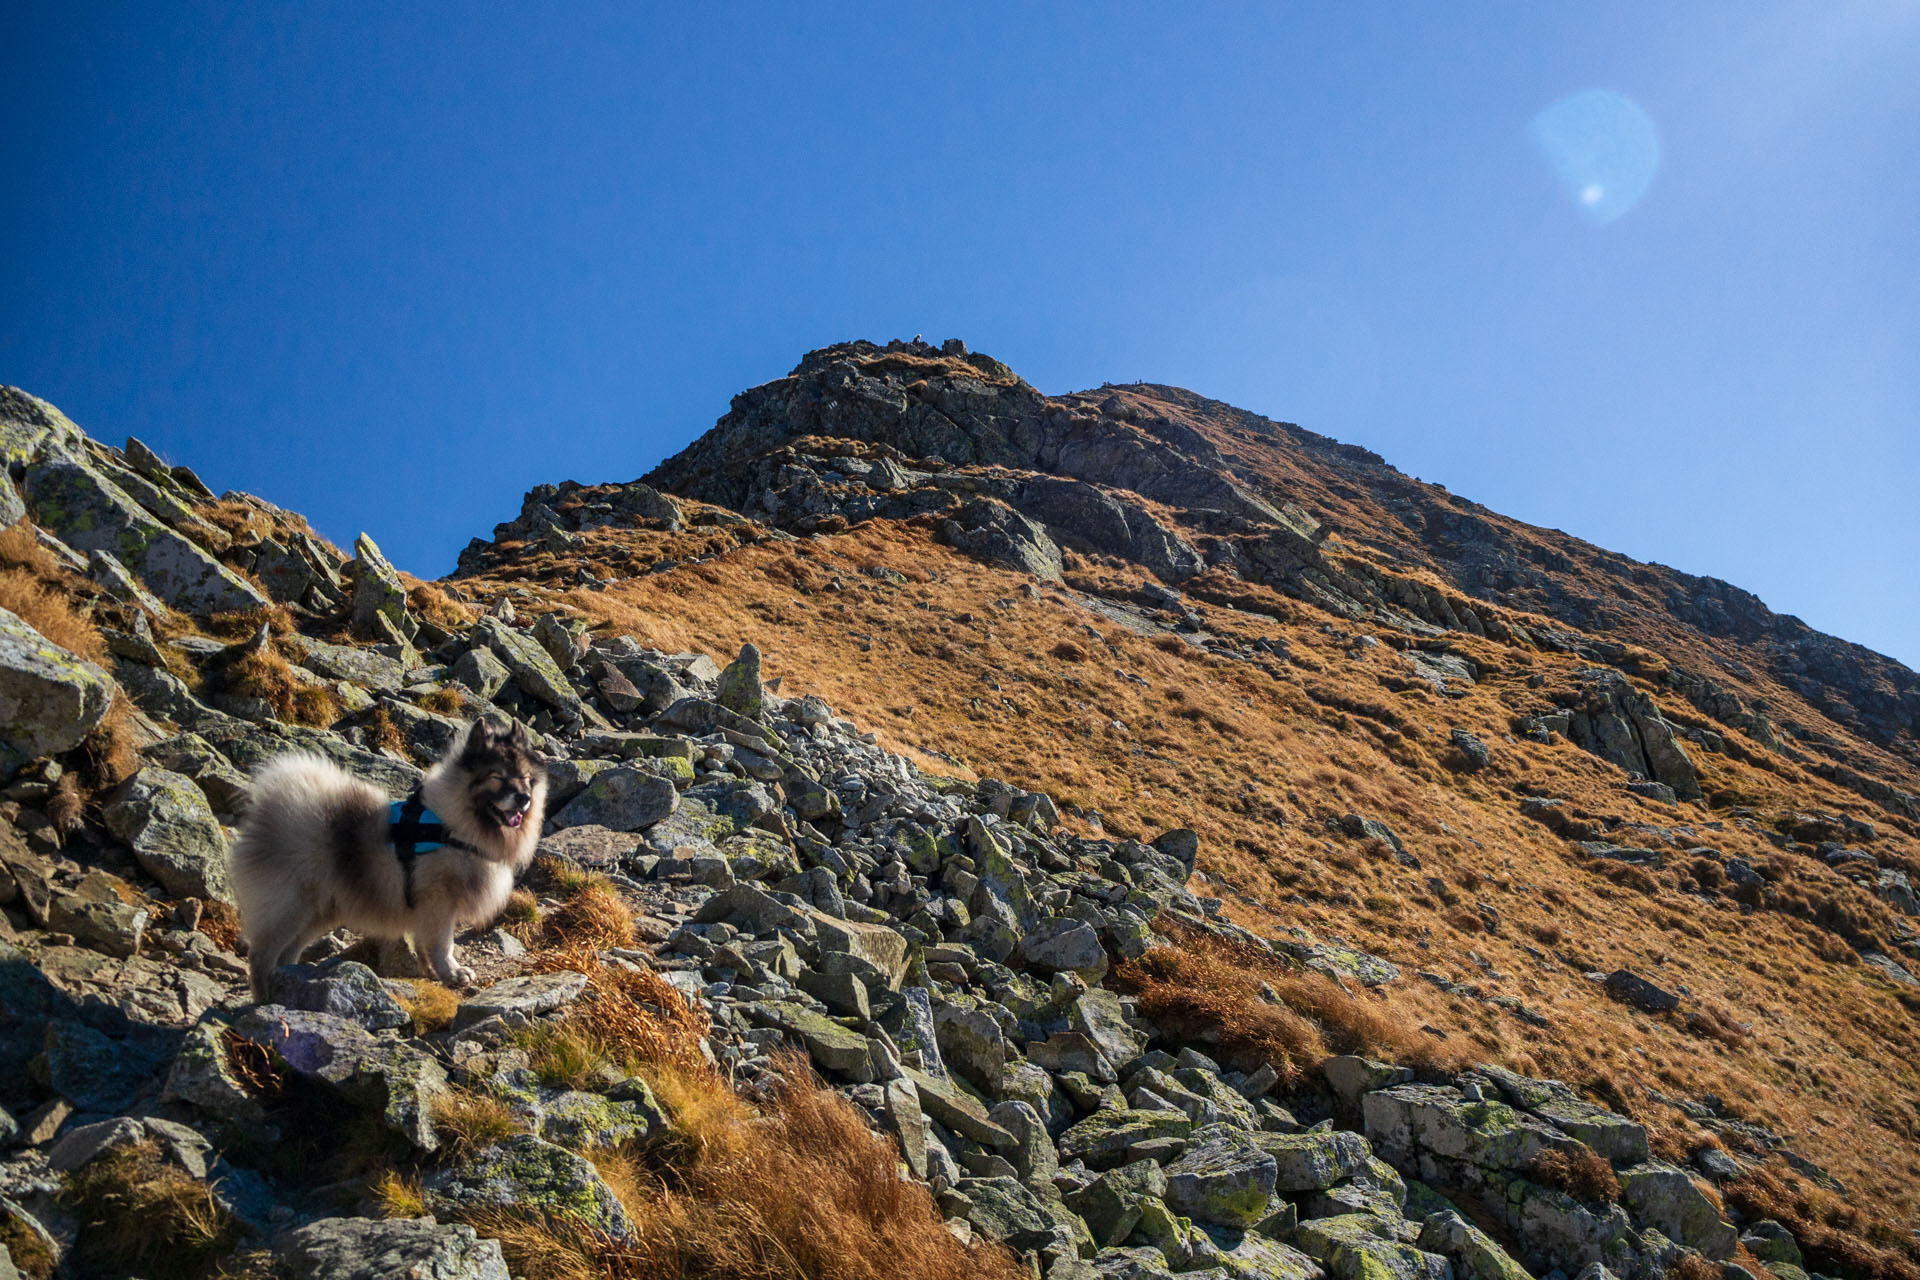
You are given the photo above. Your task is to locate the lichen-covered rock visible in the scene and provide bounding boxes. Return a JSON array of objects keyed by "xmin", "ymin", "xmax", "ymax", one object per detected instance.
[
  {"xmin": 428, "ymin": 1135, "xmax": 634, "ymax": 1238},
  {"xmin": 714, "ymin": 642, "xmax": 765, "ymax": 718},
  {"xmin": 1295, "ymin": 1214, "xmax": 1454, "ymax": 1280},
  {"xmin": 279, "ymin": 1216, "xmax": 511, "ymax": 1280},
  {"xmin": 454, "ymin": 970, "xmax": 589, "ymax": 1030},
  {"xmin": 164, "ymin": 1018, "xmax": 267, "ymax": 1124},
  {"xmin": 1161, "ymin": 1123, "xmax": 1278, "ymax": 1228},
  {"xmin": 229, "ymin": 1005, "xmax": 449, "ymax": 1150},
  {"xmin": 349, "ymin": 533, "xmax": 415, "ymax": 642},
  {"xmin": 1256, "ymin": 1128, "xmax": 1374, "ymax": 1191},
  {"xmin": 549, "ymin": 765, "xmax": 680, "ymax": 831},
  {"xmin": 267, "ymin": 961, "xmax": 412, "ymax": 1031},
  {"xmin": 1060, "ymin": 1108, "xmax": 1193, "ymax": 1171},
  {"xmin": 746, "ymin": 1000, "xmax": 877, "ymax": 1081},
  {"xmin": 1362, "ymin": 1084, "xmax": 1567, "ymax": 1172},
  {"xmin": 1066, "ymin": 1159, "xmax": 1167, "ymax": 1247},
  {"xmin": 0, "ymin": 605, "xmax": 114, "ymax": 764},
  {"xmin": 1616, "ymin": 1161, "xmax": 1737, "ymax": 1259},
  {"xmin": 102, "ymin": 767, "xmax": 234, "ymax": 901},
  {"xmin": 474, "ymin": 616, "xmax": 580, "ymax": 714},
  {"xmin": 22, "ymin": 456, "xmax": 268, "ymax": 614},
  {"xmin": 1417, "ymin": 1210, "xmax": 1532, "ymax": 1280}
]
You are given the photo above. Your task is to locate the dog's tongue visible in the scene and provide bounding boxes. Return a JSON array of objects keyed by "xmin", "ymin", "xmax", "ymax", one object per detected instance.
[{"xmin": 503, "ymin": 811, "xmax": 525, "ymax": 829}]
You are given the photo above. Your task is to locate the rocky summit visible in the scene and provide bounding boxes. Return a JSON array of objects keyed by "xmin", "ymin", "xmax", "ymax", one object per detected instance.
[{"xmin": 0, "ymin": 343, "xmax": 1917, "ymax": 1280}]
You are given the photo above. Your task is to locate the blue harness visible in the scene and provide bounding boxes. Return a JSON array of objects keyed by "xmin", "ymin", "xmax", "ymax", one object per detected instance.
[{"xmin": 388, "ymin": 790, "xmax": 479, "ymax": 908}]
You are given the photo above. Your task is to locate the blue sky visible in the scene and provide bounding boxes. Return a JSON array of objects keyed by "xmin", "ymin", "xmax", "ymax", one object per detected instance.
[{"xmin": 4, "ymin": 3, "xmax": 1916, "ymax": 666}]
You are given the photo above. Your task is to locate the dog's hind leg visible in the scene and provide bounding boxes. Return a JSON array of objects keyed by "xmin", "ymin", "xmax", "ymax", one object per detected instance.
[{"xmin": 245, "ymin": 907, "xmax": 333, "ymax": 1003}]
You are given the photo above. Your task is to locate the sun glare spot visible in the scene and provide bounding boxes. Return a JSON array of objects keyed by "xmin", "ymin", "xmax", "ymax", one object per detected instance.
[{"xmin": 1530, "ymin": 89, "xmax": 1660, "ymax": 225}]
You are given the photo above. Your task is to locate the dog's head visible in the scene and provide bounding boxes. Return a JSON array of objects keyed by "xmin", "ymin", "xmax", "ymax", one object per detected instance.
[{"xmin": 454, "ymin": 718, "xmax": 547, "ymax": 832}]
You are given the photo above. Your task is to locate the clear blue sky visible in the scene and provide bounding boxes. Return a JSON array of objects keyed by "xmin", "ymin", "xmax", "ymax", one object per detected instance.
[{"xmin": 5, "ymin": 4, "xmax": 1916, "ymax": 667}]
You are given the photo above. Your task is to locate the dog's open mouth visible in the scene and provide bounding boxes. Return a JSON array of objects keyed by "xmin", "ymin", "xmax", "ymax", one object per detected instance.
[{"xmin": 501, "ymin": 810, "xmax": 525, "ymax": 828}]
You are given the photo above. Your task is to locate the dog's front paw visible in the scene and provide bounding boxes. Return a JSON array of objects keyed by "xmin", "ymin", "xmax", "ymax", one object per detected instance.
[{"xmin": 444, "ymin": 963, "xmax": 477, "ymax": 989}]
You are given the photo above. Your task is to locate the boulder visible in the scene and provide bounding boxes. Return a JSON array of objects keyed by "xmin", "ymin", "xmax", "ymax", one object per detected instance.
[
  {"xmin": 279, "ymin": 1217, "xmax": 510, "ymax": 1280},
  {"xmin": 0, "ymin": 605, "xmax": 115, "ymax": 762},
  {"xmin": 549, "ymin": 766, "xmax": 680, "ymax": 831},
  {"xmin": 474, "ymin": 616, "xmax": 581, "ymax": 715},
  {"xmin": 229, "ymin": 1005, "xmax": 449, "ymax": 1150},
  {"xmin": 1417, "ymin": 1210, "xmax": 1531, "ymax": 1280},
  {"xmin": 102, "ymin": 767, "xmax": 234, "ymax": 901},
  {"xmin": 1161, "ymin": 1123, "xmax": 1278, "ymax": 1228},
  {"xmin": 714, "ymin": 642, "xmax": 765, "ymax": 718},
  {"xmin": 453, "ymin": 970, "xmax": 590, "ymax": 1030},
  {"xmin": 426, "ymin": 1135, "xmax": 633, "ymax": 1238},
  {"xmin": 22, "ymin": 456, "xmax": 267, "ymax": 613},
  {"xmin": 1616, "ymin": 1162, "xmax": 1737, "ymax": 1259},
  {"xmin": 1256, "ymin": 1128, "xmax": 1375, "ymax": 1191},
  {"xmin": 349, "ymin": 533, "xmax": 415, "ymax": 641},
  {"xmin": 1294, "ymin": 1214, "xmax": 1453, "ymax": 1280}
]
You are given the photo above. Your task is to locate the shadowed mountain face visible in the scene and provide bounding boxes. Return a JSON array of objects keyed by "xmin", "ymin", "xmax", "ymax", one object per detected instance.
[{"xmin": 644, "ymin": 339, "xmax": 1918, "ymax": 807}]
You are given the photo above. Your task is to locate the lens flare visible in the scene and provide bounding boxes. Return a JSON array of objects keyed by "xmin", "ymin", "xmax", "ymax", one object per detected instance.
[{"xmin": 1530, "ymin": 89, "xmax": 1661, "ymax": 225}]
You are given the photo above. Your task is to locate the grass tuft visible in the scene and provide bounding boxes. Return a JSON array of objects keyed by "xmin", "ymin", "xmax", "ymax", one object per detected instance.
[{"xmin": 57, "ymin": 1140, "xmax": 241, "ymax": 1280}]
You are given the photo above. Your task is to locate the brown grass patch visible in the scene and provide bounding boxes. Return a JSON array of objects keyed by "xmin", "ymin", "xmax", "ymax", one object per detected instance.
[
  {"xmin": 363, "ymin": 706, "xmax": 409, "ymax": 756},
  {"xmin": 57, "ymin": 1139, "xmax": 241, "ymax": 1279},
  {"xmin": 448, "ymin": 1054, "xmax": 1020, "ymax": 1280},
  {"xmin": 540, "ymin": 878, "xmax": 638, "ymax": 950},
  {"xmin": 197, "ymin": 899, "xmax": 243, "ymax": 952},
  {"xmin": 432, "ymin": 1088, "xmax": 524, "ymax": 1162},
  {"xmin": 1116, "ymin": 929, "xmax": 1458, "ymax": 1082},
  {"xmin": 419, "ymin": 686, "xmax": 468, "ymax": 716},
  {"xmin": 398, "ymin": 980, "xmax": 462, "ymax": 1034},
  {"xmin": 211, "ymin": 646, "xmax": 343, "ymax": 727},
  {"xmin": 1724, "ymin": 1162, "xmax": 1920, "ymax": 1280},
  {"xmin": 405, "ymin": 577, "xmax": 478, "ymax": 628},
  {"xmin": 498, "ymin": 887, "xmax": 544, "ymax": 944},
  {"xmin": 1525, "ymin": 1147, "xmax": 1621, "ymax": 1204},
  {"xmin": 203, "ymin": 604, "xmax": 295, "ymax": 640}
]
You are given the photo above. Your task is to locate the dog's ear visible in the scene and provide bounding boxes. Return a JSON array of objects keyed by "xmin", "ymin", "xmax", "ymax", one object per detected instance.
[
  {"xmin": 458, "ymin": 718, "xmax": 498, "ymax": 761},
  {"xmin": 507, "ymin": 719, "xmax": 532, "ymax": 750}
]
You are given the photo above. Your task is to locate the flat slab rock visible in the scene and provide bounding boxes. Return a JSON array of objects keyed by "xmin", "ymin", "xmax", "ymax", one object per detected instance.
[
  {"xmin": 453, "ymin": 970, "xmax": 590, "ymax": 1030},
  {"xmin": 279, "ymin": 1216, "xmax": 510, "ymax": 1280}
]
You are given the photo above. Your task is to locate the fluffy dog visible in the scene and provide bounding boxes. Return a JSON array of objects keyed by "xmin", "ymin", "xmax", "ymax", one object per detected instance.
[{"xmin": 232, "ymin": 718, "xmax": 547, "ymax": 1001}]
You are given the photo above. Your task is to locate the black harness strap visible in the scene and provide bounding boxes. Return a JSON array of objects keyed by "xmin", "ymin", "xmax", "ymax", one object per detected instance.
[{"xmin": 389, "ymin": 789, "xmax": 480, "ymax": 909}]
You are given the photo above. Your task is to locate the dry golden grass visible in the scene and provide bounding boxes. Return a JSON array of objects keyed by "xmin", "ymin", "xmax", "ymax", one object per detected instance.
[
  {"xmin": 398, "ymin": 979, "xmax": 462, "ymax": 1034},
  {"xmin": 372, "ymin": 1169, "xmax": 428, "ymax": 1218},
  {"xmin": 203, "ymin": 603, "xmax": 295, "ymax": 640},
  {"xmin": 0, "ymin": 1208, "xmax": 55, "ymax": 1280},
  {"xmin": 363, "ymin": 705, "xmax": 409, "ymax": 756},
  {"xmin": 419, "ymin": 685, "xmax": 468, "ymax": 716},
  {"xmin": 498, "ymin": 887, "xmax": 544, "ymax": 945},
  {"xmin": 1724, "ymin": 1162, "xmax": 1920, "ymax": 1280},
  {"xmin": 1525, "ymin": 1147, "xmax": 1621, "ymax": 1204},
  {"xmin": 57, "ymin": 1139, "xmax": 241, "ymax": 1280},
  {"xmin": 445, "ymin": 1055, "xmax": 1021, "ymax": 1280},
  {"xmin": 1116, "ymin": 930, "xmax": 1463, "ymax": 1082},
  {"xmin": 211, "ymin": 645, "xmax": 343, "ymax": 727},
  {"xmin": 539, "ymin": 880, "xmax": 638, "ymax": 950},
  {"xmin": 404, "ymin": 575, "xmax": 479, "ymax": 628},
  {"xmin": 459, "ymin": 507, "xmax": 1920, "ymax": 1216},
  {"xmin": 432, "ymin": 1088, "xmax": 524, "ymax": 1162}
]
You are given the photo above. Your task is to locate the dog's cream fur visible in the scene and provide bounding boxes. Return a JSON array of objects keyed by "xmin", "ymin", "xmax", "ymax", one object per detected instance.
[{"xmin": 232, "ymin": 723, "xmax": 546, "ymax": 1001}]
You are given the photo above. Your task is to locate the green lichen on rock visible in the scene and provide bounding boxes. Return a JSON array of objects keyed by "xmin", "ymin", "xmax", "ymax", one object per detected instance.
[{"xmin": 0, "ymin": 606, "xmax": 114, "ymax": 761}]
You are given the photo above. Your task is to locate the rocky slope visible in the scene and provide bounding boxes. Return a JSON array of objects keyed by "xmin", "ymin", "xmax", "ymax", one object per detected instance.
[{"xmin": 0, "ymin": 350, "xmax": 1915, "ymax": 1280}]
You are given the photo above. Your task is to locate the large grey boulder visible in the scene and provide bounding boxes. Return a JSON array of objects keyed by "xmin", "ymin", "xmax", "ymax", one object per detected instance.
[
  {"xmin": 1559, "ymin": 668, "xmax": 1700, "ymax": 800},
  {"xmin": 426, "ymin": 1135, "xmax": 633, "ymax": 1238},
  {"xmin": 714, "ymin": 642, "xmax": 765, "ymax": 718},
  {"xmin": 280, "ymin": 1217, "xmax": 510, "ymax": 1280},
  {"xmin": 1161, "ymin": 1123, "xmax": 1278, "ymax": 1228},
  {"xmin": 22, "ymin": 456, "xmax": 266, "ymax": 613},
  {"xmin": 1616, "ymin": 1162, "xmax": 1737, "ymax": 1259},
  {"xmin": 474, "ymin": 616, "xmax": 581, "ymax": 714},
  {"xmin": 102, "ymin": 767, "xmax": 234, "ymax": 901},
  {"xmin": 549, "ymin": 765, "xmax": 680, "ymax": 831},
  {"xmin": 229, "ymin": 1005, "xmax": 449, "ymax": 1150},
  {"xmin": 1417, "ymin": 1210, "xmax": 1532, "ymax": 1280},
  {"xmin": 348, "ymin": 533, "xmax": 415, "ymax": 641},
  {"xmin": 0, "ymin": 606, "xmax": 114, "ymax": 762}
]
